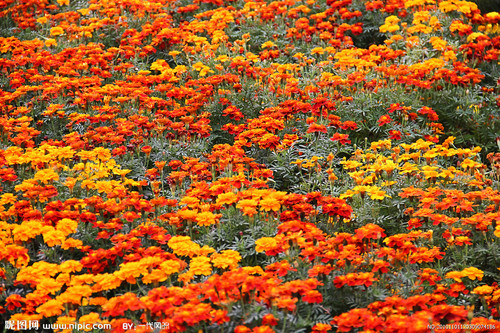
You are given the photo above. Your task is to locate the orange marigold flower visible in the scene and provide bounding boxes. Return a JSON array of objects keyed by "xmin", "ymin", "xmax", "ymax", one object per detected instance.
[
  {"xmin": 235, "ymin": 326, "xmax": 251, "ymax": 333},
  {"xmin": 312, "ymin": 323, "xmax": 332, "ymax": 333},
  {"xmin": 36, "ymin": 299, "xmax": 64, "ymax": 317},
  {"xmin": 196, "ymin": 211, "xmax": 220, "ymax": 226},
  {"xmin": 177, "ymin": 209, "xmax": 198, "ymax": 221}
]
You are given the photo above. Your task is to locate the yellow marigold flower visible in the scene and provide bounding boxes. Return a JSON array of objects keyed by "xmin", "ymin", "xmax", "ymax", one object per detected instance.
[
  {"xmin": 37, "ymin": 16, "xmax": 48, "ymax": 24},
  {"xmin": 259, "ymin": 197, "xmax": 281, "ymax": 211},
  {"xmin": 311, "ymin": 47, "xmax": 325, "ymax": 55},
  {"xmin": 406, "ymin": 0, "xmax": 435, "ymax": 8},
  {"xmin": 445, "ymin": 271, "xmax": 464, "ymax": 283},
  {"xmin": 12, "ymin": 220, "xmax": 44, "ymax": 242},
  {"xmin": 461, "ymin": 267, "xmax": 483, "ymax": 281},
  {"xmin": 261, "ymin": 41, "xmax": 276, "ymax": 48},
  {"xmin": 368, "ymin": 187, "xmax": 390, "ymax": 200},
  {"xmin": 430, "ymin": 36, "xmax": 447, "ymax": 51},
  {"xmin": 413, "ymin": 10, "xmax": 430, "ymax": 25},
  {"xmin": 380, "ymin": 16, "xmax": 400, "ymax": 33},
  {"xmin": 45, "ymin": 39, "xmax": 57, "ymax": 47},
  {"xmin": 178, "ymin": 271, "xmax": 195, "ymax": 284},
  {"xmin": 216, "ymin": 192, "xmax": 238, "ymax": 206},
  {"xmin": 93, "ymin": 147, "xmax": 111, "ymax": 161},
  {"xmin": 34, "ymin": 168, "xmax": 59, "ymax": 184},
  {"xmin": 189, "ymin": 256, "xmax": 212, "ymax": 275},
  {"xmin": 0, "ymin": 193, "xmax": 16, "ymax": 205},
  {"xmin": 93, "ymin": 273, "xmax": 122, "ymax": 292},
  {"xmin": 169, "ymin": 50, "xmax": 181, "ymax": 58},
  {"xmin": 17, "ymin": 262, "xmax": 59, "ymax": 285},
  {"xmin": 177, "ymin": 209, "xmax": 198, "ymax": 221},
  {"xmin": 179, "ymin": 196, "xmax": 200, "ymax": 208},
  {"xmin": 57, "ymin": 0, "xmax": 69, "ymax": 5},
  {"xmin": 472, "ymin": 285, "xmax": 494, "ymax": 295},
  {"xmin": 446, "ymin": 267, "xmax": 484, "ymax": 283},
  {"xmin": 255, "ymin": 237, "xmax": 278, "ymax": 253},
  {"xmin": 199, "ymin": 245, "xmax": 216, "ymax": 256},
  {"xmin": 59, "ymin": 260, "xmax": 83, "ymax": 274},
  {"xmin": 192, "ymin": 62, "xmax": 205, "ymax": 71},
  {"xmin": 150, "ymin": 59, "xmax": 170, "ymax": 72},
  {"xmin": 160, "ymin": 260, "xmax": 182, "ymax": 275},
  {"xmin": 56, "ymin": 218, "xmax": 78, "ymax": 236},
  {"xmin": 236, "ymin": 199, "xmax": 258, "ymax": 216},
  {"xmin": 142, "ymin": 269, "xmax": 168, "ymax": 284},
  {"xmin": 50, "ymin": 26, "xmax": 64, "ymax": 36},
  {"xmin": 78, "ymin": 8, "xmax": 90, "ymax": 15},
  {"xmin": 211, "ymin": 250, "xmax": 241, "ymax": 270},
  {"xmin": 61, "ymin": 237, "xmax": 83, "ymax": 250},
  {"xmin": 168, "ymin": 236, "xmax": 201, "ymax": 257},
  {"xmin": 42, "ymin": 227, "xmax": 66, "ymax": 247},
  {"xmin": 467, "ymin": 32, "xmax": 485, "ymax": 42},
  {"xmin": 114, "ymin": 261, "xmax": 147, "ymax": 284}
]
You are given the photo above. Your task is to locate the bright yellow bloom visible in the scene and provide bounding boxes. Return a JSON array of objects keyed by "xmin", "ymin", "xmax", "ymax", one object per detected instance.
[
  {"xmin": 45, "ymin": 39, "xmax": 57, "ymax": 47},
  {"xmin": 59, "ymin": 260, "xmax": 83, "ymax": 274},
  {"xmin": 37, "ymin": 16, "xmax": 48, "ymax": 24},
  {"xmin": 255, "ymin": 237, "xmax": 278, "ymax": 252},
  {"xmin": 261, "ymin": 41, "xmax": 276, "ymax": 48},
  {"xmin": 216, "ymin": 192, "xmax": 238, "ymax": 206},
  {"xmin": 34, "ymin": 168, "xmax": 59, "ymax": 184},
  {"xmin": 42, "ymin": 227, "xmax": 66, "ymax": 247},
  {"xmin": 50, "ymin": 27, "xmax": 64, "ymax": 36},
  {"xmin": 259, "ymin": 197, "xmax": 281, "ymax": 211},
  {"xmin": 168, "ymin": 236, "xmax": 201, "ymax": 257},
  {"xmin": 211, "ymin": 250, "xmax": 241, "ymax": 269},
  {"xmin": 56, "ymin": 218, "xmax": 78, "ymax": 236},
  {"xmin": 189, "ymin": 256, "xmax": 212, "ymax": 275}
]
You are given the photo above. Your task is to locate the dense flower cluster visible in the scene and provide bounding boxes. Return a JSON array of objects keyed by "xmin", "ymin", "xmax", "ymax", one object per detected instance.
[{"xmin": 1, "ymin": 0, "xmax": 500, "ymax": 332}]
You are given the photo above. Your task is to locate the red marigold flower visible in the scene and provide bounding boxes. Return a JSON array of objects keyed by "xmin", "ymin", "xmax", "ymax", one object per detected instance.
[
  {"xmin": 331, "ymin": 133, "xmax": 351, "ymax": 145},
  {"xmin": 262, "ymin": 314, "xmax": 278, "ymax": 326},
  {"xmin": 389, "ymin": 130, "xmax": 402, "ymax": 140},
  {"xmin": 377, "ymin": 114, "xmax": 392, "ymax": 126},
  {"xmin": 307, "ymin": 123, "xmax": 328, "ymax": 134},
  {"xmin": 340, "ymin": 120, "xmax": 358, "ymax": 130}
]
